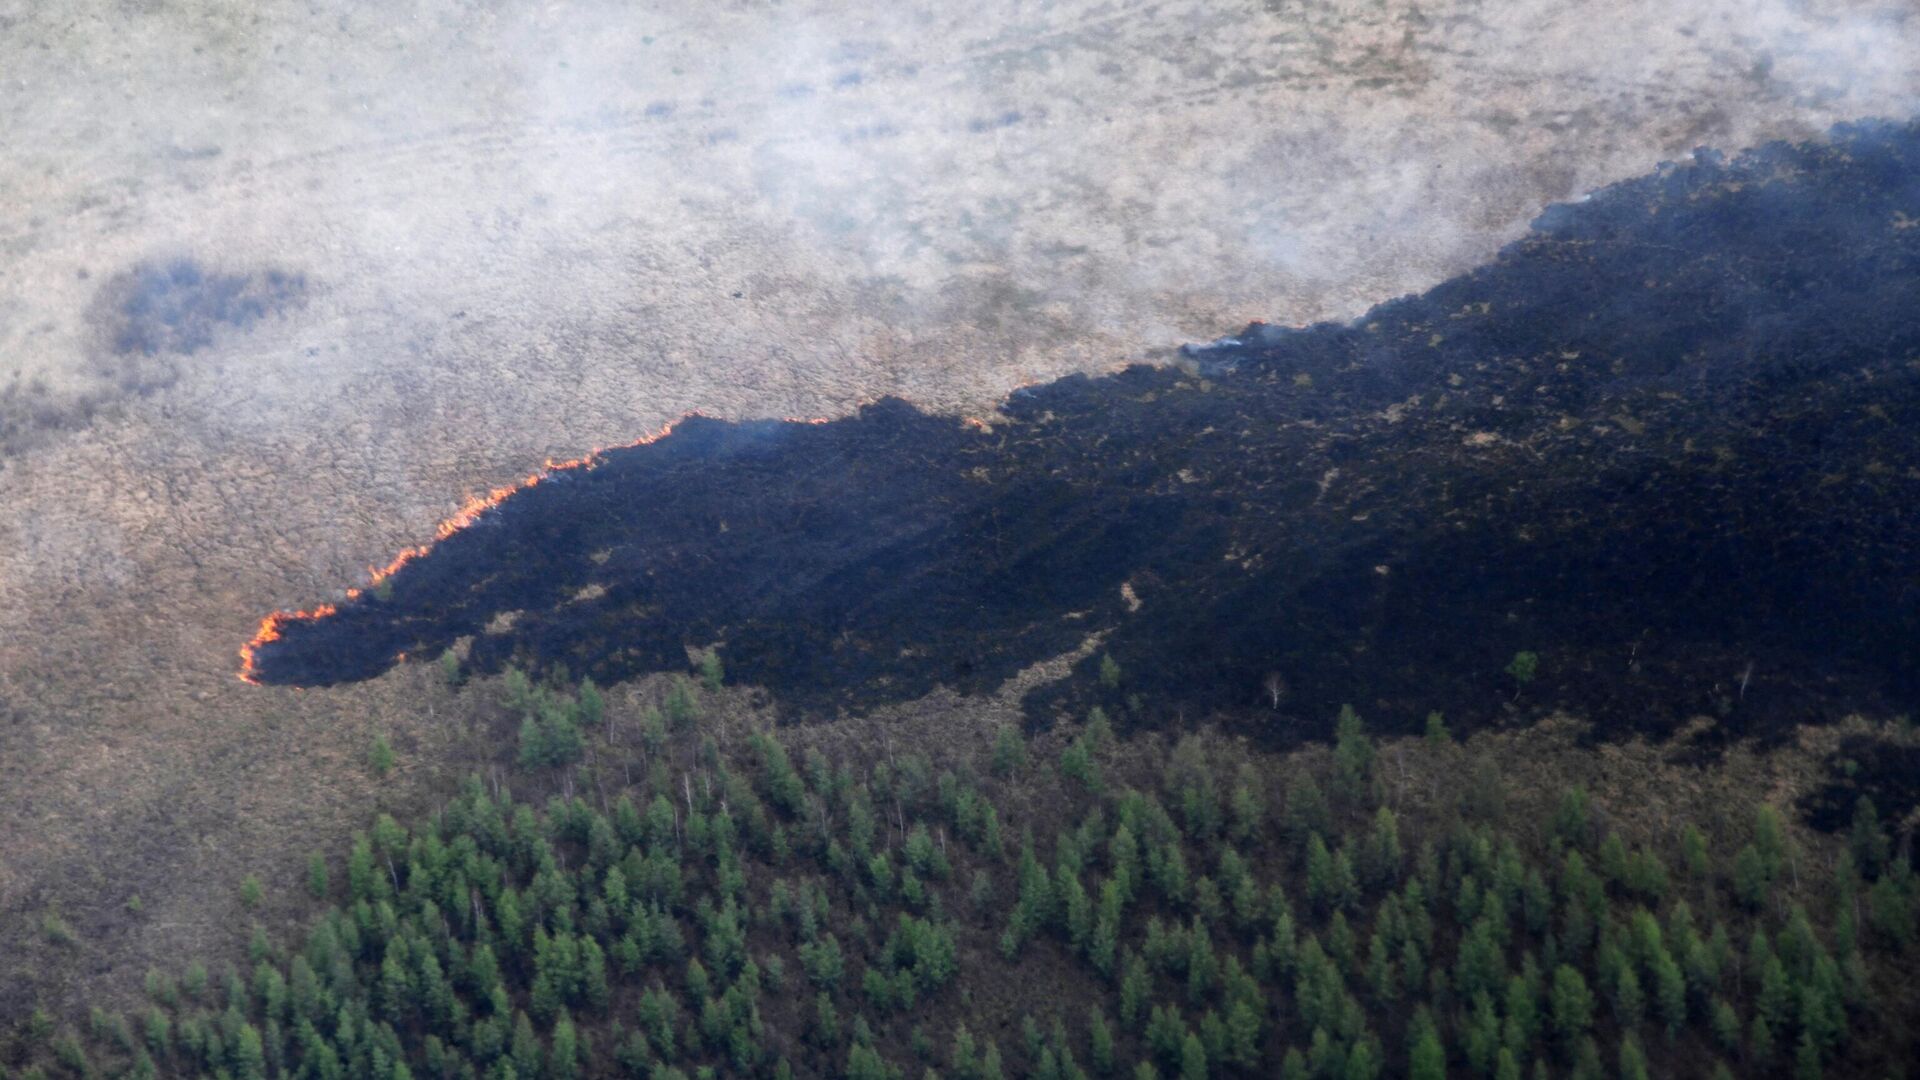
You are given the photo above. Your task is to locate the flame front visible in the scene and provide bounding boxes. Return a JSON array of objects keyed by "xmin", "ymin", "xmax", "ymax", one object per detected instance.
[
  {"xmin": 235, "ymin": 410, "xmax": 848, "ymax": 684},
  {"xmin": 237, "ymin": 604, "xmax": 337, "ymax": 684}
]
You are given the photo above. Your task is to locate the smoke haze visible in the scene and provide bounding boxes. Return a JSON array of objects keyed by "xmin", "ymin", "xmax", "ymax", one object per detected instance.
[{"xmin": 0, "ymin": 0, "xmax": 1916, "ymax": 1016}]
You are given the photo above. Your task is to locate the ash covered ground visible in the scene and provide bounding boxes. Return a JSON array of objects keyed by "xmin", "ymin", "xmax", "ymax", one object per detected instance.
[{"xmin": 2, "ymin": 0, "xmax": 1918, "ymax": 1021}]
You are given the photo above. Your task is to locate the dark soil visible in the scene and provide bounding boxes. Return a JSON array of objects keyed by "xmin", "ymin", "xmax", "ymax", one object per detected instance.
[{"xmin": 246, "ymin": 119, "xmax": 1920, "ymax": 755}]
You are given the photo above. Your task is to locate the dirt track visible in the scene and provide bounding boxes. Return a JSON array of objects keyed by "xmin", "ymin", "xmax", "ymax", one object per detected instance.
[{"xmin": 1, "ymin": 0, "xmax": 1914, "ymax": 1016}]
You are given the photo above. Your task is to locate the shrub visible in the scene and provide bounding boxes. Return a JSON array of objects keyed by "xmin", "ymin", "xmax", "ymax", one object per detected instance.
[
  {"xmin": 368, "ymin": 733, "xmax": 396, "ymax": 776},
  {"xmin": 1505, "ymin": 651, "xmax": 1540, "ymax": 695}
]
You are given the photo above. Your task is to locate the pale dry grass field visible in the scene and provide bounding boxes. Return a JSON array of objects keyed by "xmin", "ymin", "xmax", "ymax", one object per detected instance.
[{"xmin": 1, "ymin": 0, "xmax": 1915, "ymax": 1017}]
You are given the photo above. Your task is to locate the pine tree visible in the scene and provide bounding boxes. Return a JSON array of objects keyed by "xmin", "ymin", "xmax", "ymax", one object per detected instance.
[
  {"xmin": 1284, "ymin": 774, "xmax": 1331, "ymax": 849},
  {"xmin": 1331, "ymin": 706, "xmax": 1374, "ymax": 806},
  {"xmin": 1367, "ymin": 932, "xmax": 1398, "ymax": 1004},
  {"xmin": 1219, "ymin": 999, "xmax": 1258, "ymax": 1070},
  {"xmin": 577, "ymin": 679, "xmax": 605, "ymax": 727},
  {"xmin": 307, "ymin": 853, "xmax": 329, "ymax": 899},
  {"xmin": 232, "ymin": 1022, "xmax": 267, "ymax": 1080},
  {"xmin": 992, "ymin": 725, "xmax": 1028, "ymax": 777},
  {"xmin": 1611, "ymin": 965, "xmax": 1644, "ymax": 1030},
  {"xmin": 1145, "ymin": 1006, "xmax": 1186, "ymax": 1067},
  {"xmin": 1345, "ymin": 1036, "xmax": 1382, "ymax": 1080},
  {"xmin": 1178, "ymin": 1033, "xmax": 1208, "ymax": 1080},
  {"xmin": 1848, "ymin": 797, "xmax": 1890, "ymax": 877},
  {"xmin": 1455, "ymin": 917, "xmax": 1506, "ymax": 1000},
  {"xmin": 1551, "ymin": 789, "xmax": 1589, "ymax": 849},
  {"xmin": 1362, "ymin": 807, "xmax": 1402, "ymax": 890},
  {"xmin": 1120, "ymin": 953, "xmax": 1152, "ymax": 1027},
  {"xmin": 1228, "ymin": 765, "xmax": 1265, "ymax": 842},
  {"xmin": 1463, "ymin": 992, "xmax": 1501, "ymax": 1075},
  {"xmin": 847, "ymin": 1044, "xmax": 890, "ymax": 1080},
  {"xmin": 1408, "ymin": 1016, "xmax": 1446, "ymax": 1080},
  {"xmin": 1733, "ymin": 845, "xmax": 1770, "ymax": 910},
  {"xmin": 1570, "ymin": 1037, "xmax": 1604, "ymax": 1080},
  {"xmin": 1617, "ymin": 1033, "xmax": 1649, "ymax": 1080},
  {"xmin": 1090, "ymin": 1007, "xmax": 1116, "ymax": 1075},
  {"xmin": 1793, "ymin": 1030, "xmax": 1824, "ymax": 1080},
  {"xmin": 980, "ymin": 1040, "xmax": 1007, "ymax": 1080},
  {"xmin": 509, "ymin": 1011, "xmax": 542, "ymax": 1079},
  {"xmin": 1754, "ymin": 805, "xmax": 1787, "ymax": 881},
  {"xmin": 1709, "ymin": 998, "xmax": 1740, "ymax": 1053},
  {"xmin": 1681, "ymin": 825, "xmax": 1710, "ymax": 878},
  {"xmin": 698, "ymin": 651, "xmax": 724, "ymax": 692},
  {"xmin": 1307, "ymin": 835, "xmax": 1336, "ymax": 911},
  {"xmin": 1756, "ymin": 951, "xmax": 1793, "ymax": 1034},
  {"xmin": 368, "ymin": 734, "xmax": 396, "ymax": 777},
  {"xmin": 1084, "ymin": 707, "xmax": 1114, "ymax": 753},
  {"xmin": 378, "ymin": 941, "xmax": 413, "ymax": 1024},
  {"xmin": 1503, "ymin": 971, "xmax": 1537, "ymax": 1050},
  {"xmin": 1652, "ymin": 950, "xmax": 1687, "ymax": 1036},
  {"xmin": 664, "ymin": 677, "xmax": 699, "ymax": 730},
  {"xmin": 1550, "ymin": 966, "xmax": 1594, "ymax": 1047},
  {"xmin": 549, "ymin": 1012, "xmax": 580, "ymax": 1080},
  {"xmin": 517, "ymin": 714, "xmax": 549, "ymax": 770},
  {"xmin": 1092, "ymin": 881, "xmax": 1124, "ymax": 976},
  {"xmin": 1749, "ymin": 1014, "xmax": 1776, "ymax": 1067}
]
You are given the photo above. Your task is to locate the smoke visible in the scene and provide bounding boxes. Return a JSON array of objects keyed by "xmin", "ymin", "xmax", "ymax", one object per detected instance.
[
  {"xmin": 2, "ymin": 0, "xmax": 1919, "ymax": 601},
  {"xmin": 9, "ymin": 0, "xmax": 1920, "ymax": 644},
  {"xmin": 2, "ymin": 0, "xmax": 1919, "ymax": 1021},
  {"xmin": 4, "ymin": 1, "xmax": 1918, "ymax": 433},
  {"xmin": 1704, "ymin": 0, "xmax": 1918, "ymax": 110}
]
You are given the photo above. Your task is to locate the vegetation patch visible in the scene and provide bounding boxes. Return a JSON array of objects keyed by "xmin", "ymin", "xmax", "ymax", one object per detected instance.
[{"xmin": 5, "ymin": 668, "xmax": 1914, "ymax": 1078}]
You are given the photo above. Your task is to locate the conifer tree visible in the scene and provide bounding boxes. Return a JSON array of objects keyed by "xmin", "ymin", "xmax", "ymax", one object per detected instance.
[
  {"xmin": 1550, "ymin": 966, "xmax": 1594, "ymax": 1048},
  {"xmin": 1331, "ymin": 706, "xmax": 1374, "ymax": 806},
  {"xmin": 1089, "ymin": 1007, "xmax": 1116, "ymax": 1075},
  {"xmin": 1618, "ymin": 1033, "xmax": 1649, "ymax": 1080},
  {"xmin": 1408, "ymin": 1014, "xmax": 1446, "ymax": 1080},
  {"xmin": 1177, "ymin": 1032, "xmax": 1207, "ymax": 1080}
]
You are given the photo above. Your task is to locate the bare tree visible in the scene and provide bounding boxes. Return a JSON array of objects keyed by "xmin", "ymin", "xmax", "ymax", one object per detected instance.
[{"xmin": 1262, "ymin": 671, "xmax": 1287, "ymax": 710}]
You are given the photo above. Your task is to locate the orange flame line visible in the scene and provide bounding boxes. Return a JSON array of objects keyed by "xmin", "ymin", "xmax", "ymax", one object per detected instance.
[
  {"xmin": 237, "ymin": 604, "xmax": 337, "ymax": 684},
  {"xmin": 236, "ymin": 410, "xmax": 861, "ymax": 684}
]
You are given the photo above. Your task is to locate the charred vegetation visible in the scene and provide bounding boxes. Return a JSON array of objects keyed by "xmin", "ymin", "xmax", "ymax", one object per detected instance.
[{"xmin": 245, "ymin": 121, "xmax": 1919, "ymax": 763}]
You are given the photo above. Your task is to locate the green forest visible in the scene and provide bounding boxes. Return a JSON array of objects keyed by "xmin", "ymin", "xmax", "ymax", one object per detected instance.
[{"xmin": 6, "ymin": 659, "xmax": 1916, "ymax": 1080}]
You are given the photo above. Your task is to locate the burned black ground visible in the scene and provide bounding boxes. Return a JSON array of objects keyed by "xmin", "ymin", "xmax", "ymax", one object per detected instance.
[{"xmin": 248, "ymin": 121, "xmax": 1920, "ymax": 770}]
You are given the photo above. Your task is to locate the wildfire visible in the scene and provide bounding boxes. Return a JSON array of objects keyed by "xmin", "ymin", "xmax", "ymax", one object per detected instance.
[
  {"xmin": 236, "ymin": 604, "xmax": 337, "ymax": 684},
  {"xmin": 235, "ymin": 410, "xmax": 849, "ymax": 684}
]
